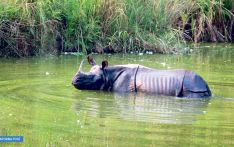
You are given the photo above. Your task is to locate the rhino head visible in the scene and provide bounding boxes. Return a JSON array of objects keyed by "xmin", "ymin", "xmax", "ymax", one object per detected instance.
[{"xmin": 72, "ymin": 55, "xmax": 108, "ymax": 90}]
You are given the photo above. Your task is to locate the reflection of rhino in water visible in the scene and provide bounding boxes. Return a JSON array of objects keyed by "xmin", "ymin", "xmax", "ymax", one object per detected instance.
[
  {"xmin": 73, "ymin": 92, "xmax": 210, "ymax": 124},
  {"xmin": 72, "ymin": 55, "xmax": 211, "ymax": 98},
  {"xmin": 113, "ymin": 93, "xmax": 210, "ymax": 124}
]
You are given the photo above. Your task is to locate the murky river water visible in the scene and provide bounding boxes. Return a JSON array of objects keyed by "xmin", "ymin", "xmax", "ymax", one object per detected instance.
[{"xmin": 0, "ymin": 44, "xmax": 234, "ymax": 146}]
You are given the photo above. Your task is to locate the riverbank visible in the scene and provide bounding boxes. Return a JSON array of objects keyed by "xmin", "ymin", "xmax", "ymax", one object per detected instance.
[{"xmin": 0, "ymin": 0, "xmax": 233, "ymax": 57}]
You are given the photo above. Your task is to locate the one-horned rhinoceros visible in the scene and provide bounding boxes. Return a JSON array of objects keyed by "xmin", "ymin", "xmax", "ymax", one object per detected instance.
[{"xmin": 72, "ymin": 56, "xmax": 211, "ymax": 98}]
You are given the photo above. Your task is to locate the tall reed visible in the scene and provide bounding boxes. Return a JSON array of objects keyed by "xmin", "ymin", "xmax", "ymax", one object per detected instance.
[
  {"xmin": 178, "ymin": 0, "xmax": 234, "ymax": 42},
  {"xmin": 0, "ymin": 0, "xmax": 233, "ymax": 57}
]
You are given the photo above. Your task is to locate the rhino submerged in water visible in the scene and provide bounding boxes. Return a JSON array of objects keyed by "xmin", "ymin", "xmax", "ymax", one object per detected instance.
[{"xmin": 72, "ymin": 55, "xmax": 211, "ymax": 98}]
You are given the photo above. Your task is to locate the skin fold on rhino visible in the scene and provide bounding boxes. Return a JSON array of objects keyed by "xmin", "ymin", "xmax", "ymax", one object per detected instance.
[{"xmin": 72, "ymin": 56, "xmax": 212, "ymax": 98}]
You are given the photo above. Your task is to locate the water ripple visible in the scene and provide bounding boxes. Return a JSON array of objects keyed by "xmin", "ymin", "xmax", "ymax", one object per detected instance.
[{"xmin": 73, "ymin": 92, "xmax": 210, "ymax": 124}]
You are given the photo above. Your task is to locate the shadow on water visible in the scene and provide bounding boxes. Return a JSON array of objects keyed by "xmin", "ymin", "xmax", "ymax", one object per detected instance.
[{"xmin": 73, "ymin": 91, "xmax": 210, "ymax": 124}]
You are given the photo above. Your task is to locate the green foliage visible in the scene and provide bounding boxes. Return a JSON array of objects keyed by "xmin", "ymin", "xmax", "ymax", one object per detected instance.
[
  {"xmin": 0, "ymin": 0, "xmax": 233, "ymax": 57},
  {"xmin": 62, "ymin": 0, "xmax": 102, "ymax": 51},
  {"xmin": 180, "ymin": 0, "xmax": 234, "ymax": 42}
]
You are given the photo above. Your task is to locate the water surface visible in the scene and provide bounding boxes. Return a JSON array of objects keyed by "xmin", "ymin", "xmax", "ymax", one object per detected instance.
[{"xmin": 0, "ymin": 44, "xmax": 234, "ymax": 146}]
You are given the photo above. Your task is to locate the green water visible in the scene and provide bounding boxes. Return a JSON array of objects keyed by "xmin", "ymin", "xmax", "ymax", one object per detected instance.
[{"xmin": 0, "ymin": 44, "xmax": 234, "ymax": 146}]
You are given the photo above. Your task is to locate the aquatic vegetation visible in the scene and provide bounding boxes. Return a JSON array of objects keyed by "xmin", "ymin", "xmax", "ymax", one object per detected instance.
[{"xmin": 0, "ymin": 0, "xmax": 233, "ymax": 57}]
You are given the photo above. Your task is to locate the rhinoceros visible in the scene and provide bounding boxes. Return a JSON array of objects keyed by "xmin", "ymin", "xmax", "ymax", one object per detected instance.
[{"xmin": 72, "ymin": 56, "xmax": 211, "ymax": 98}]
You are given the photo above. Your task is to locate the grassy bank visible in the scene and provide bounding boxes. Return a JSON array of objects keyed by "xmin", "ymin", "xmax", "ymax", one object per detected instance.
[{"xmin": 0, "ymin": 0, "xmax": 233, "ymax": 57}]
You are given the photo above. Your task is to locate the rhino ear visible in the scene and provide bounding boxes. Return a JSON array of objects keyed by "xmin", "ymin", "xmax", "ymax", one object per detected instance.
[
  {"xmin": 87, "ymin": 55, "xmax": 96, "ymax": 66},
  {"xmin": 102, "ymin": 60, "xmax": 108, "ymax": 70}
]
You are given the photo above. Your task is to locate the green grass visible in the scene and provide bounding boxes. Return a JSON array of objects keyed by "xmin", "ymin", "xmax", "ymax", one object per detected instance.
[{"xmin": 0, "ymin": 0, "xmax": 233, "ymax": 57}]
